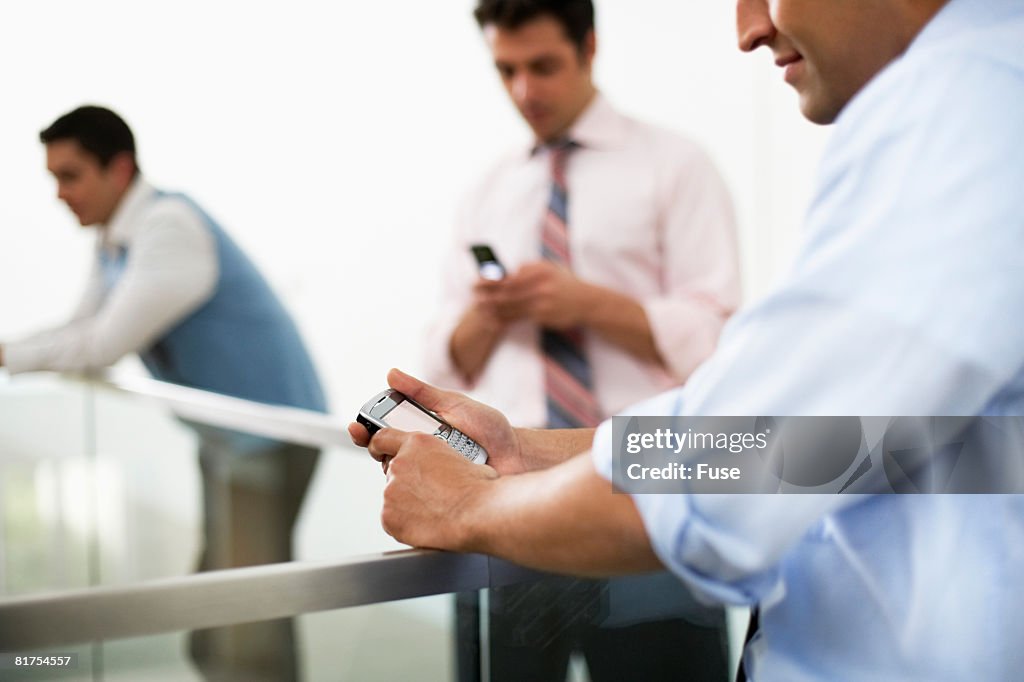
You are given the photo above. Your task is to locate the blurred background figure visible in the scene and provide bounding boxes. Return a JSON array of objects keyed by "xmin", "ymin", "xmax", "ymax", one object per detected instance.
[
  {"xmin": 423, "ymin": 1, "xmax": 741, "ymax": 680},
  {"xmin": 0, "ymin": 105, "xmax": 326, "ymax": 682}
]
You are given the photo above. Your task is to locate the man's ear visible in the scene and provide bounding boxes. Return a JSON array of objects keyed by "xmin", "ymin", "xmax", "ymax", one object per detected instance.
[
  {"xmin": 581, "ymin": 29, "xmax": 597, "ymax": 69},
  {"xmin": 109, "ymin": 151, "xmax": 136, "ymax": 188}
]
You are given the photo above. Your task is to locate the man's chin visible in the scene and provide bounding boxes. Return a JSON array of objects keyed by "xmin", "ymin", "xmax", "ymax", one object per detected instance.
[
  {"xmin": 798, "ymin": 94, "xmax": 841, "ymax": 127},
  {"xmin": 530, "ymin": 124, "xmax": 569, "ymax": 145},
  {"xmin": 526, "ymin": 122, "xmax": 550, "ymax": 141},
  {"xmin": 522, "ymin": 115, "xmax": 561, "ymax": 142}
]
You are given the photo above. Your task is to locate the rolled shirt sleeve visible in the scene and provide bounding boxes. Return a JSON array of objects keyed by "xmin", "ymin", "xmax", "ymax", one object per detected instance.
[
  {"xmin": 643, "ymin": 142, "xmax": 741, "ymax": 382},
  {"xmin": 593, "ymin": 291, "xmax": 1015, "ymax": 605}
]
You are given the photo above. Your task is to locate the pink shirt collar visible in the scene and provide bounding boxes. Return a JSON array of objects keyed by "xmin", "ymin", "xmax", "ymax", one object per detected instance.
[{"xmin": 530, "ymin": 92, "xmax": 628, "ymax": 156}]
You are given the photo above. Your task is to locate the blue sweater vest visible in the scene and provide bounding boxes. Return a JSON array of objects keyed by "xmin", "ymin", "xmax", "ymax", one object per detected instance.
[{"xmin": 100, "ymin": 191, "xmax": 327, "ymax": 449}]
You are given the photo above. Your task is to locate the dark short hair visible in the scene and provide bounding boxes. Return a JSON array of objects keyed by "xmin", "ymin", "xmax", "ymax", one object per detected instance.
[
  {"xmin": 40, "ymin": 105, "xmax": 139, "ymax": 172},
  {"xmin": 474, "ymin": 0, "xmax": 595, "ymax": 52}
]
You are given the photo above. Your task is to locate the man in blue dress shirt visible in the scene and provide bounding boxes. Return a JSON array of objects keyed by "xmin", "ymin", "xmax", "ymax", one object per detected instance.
[{"xmin": 352, "ymin": 0, "xmax": 1024, "ymax": 679}]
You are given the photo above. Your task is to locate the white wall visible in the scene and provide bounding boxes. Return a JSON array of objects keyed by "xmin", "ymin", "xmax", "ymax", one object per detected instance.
[{"xmin": 0, "ymin": 0, "xmax": 829, "ymax": 416}]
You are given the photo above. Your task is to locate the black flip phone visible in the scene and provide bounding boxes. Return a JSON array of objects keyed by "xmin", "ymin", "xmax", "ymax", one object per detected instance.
[{"xmin": 470, "ymin": 244, "xmax": 506, "ymax": 281}]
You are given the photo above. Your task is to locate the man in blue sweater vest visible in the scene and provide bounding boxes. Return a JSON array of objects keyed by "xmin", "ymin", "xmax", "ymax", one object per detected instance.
[{"xmin": 0, "ymin": 105, "xmax": 326, "ymax": 682}]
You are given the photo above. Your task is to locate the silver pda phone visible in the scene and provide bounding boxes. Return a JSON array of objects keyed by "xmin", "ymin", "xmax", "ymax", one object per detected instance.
[{"xmin": 357, "ymin": 389, "xmax": 488, "ymax": 464}]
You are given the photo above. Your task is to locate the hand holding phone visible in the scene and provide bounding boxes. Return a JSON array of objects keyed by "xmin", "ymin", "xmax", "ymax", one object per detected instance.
[
  {"xmin": 470, "ymin": 244, "xmax": 506, "ymax": 281},
  {"xmin": 357, "ymin": 389, "xmax": 488, "ymax": 464}
]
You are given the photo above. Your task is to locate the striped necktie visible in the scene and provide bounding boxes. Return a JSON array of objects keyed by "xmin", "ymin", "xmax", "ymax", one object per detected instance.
[{"xmin": 541, "ymin": 140, "xmax": 602, "ymax": 429}]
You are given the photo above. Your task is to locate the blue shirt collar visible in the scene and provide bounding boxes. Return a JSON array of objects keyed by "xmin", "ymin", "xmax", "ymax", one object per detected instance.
[{"xmin": 909, "ymin": 0, "xmax": 1023, "ymax": 53}]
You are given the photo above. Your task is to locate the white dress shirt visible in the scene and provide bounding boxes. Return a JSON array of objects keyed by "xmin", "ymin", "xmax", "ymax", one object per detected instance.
[
  {"xmin": 4, "ymin": 178, "xmax": 217, "ymax": 374},
  {"xmin": 593, "ymin": 1, "xmax": 1024, "ymax": 679},
  {"xmin": 424, "ymin": 94, "xmax": 741, "ymax": 427}
]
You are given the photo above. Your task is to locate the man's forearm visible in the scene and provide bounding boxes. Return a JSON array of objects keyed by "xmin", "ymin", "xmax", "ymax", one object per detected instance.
[
  {"xmin": 578, "ymin": 283, "xmax": 663, "ymax": 365},
  {"xmin": 516, "ymin": 426, "xmax": 596, "ymax": 470},
  {"xmin": 449, "ymin": 306, "xmax": 505, "ymax": 382},
  {"xmin": 459, "ymin": 452, "xmax": 662, "ymax": 576}
]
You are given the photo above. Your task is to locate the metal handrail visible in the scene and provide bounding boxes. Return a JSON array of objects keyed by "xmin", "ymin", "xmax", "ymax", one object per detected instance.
[
  {"xmin": 0, "ymin": 549, "xmax": 546, "ymax": 651},
  {"xmin": 87, "ymin": 371, "xmax": 353, "ymax": 450}
]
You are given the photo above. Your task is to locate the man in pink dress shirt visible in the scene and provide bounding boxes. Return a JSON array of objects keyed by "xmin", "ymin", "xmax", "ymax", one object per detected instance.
[{"xmin": 421, "ymin": 2, "xmax": 742, "ymax": 680}]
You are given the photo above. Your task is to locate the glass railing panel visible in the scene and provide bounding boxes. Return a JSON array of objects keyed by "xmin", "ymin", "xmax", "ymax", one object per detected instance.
[
  {"xmin": 0, "ymin": 374, "xmax": 94, "ymax": 598},
  {"xmin": 1, "ymin": 372, "xmax": 463, "ymax": 681},
  {"xmin": 84, "ymin": 376, "xmax": 405, "ymax": 586},
  {"xmin": 85, "ymin": 383, "xmax": 202, "ymax": 588},
  {"xmin": 297, "ymin": 595, "xmax": 453, "ymax": 681}
]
